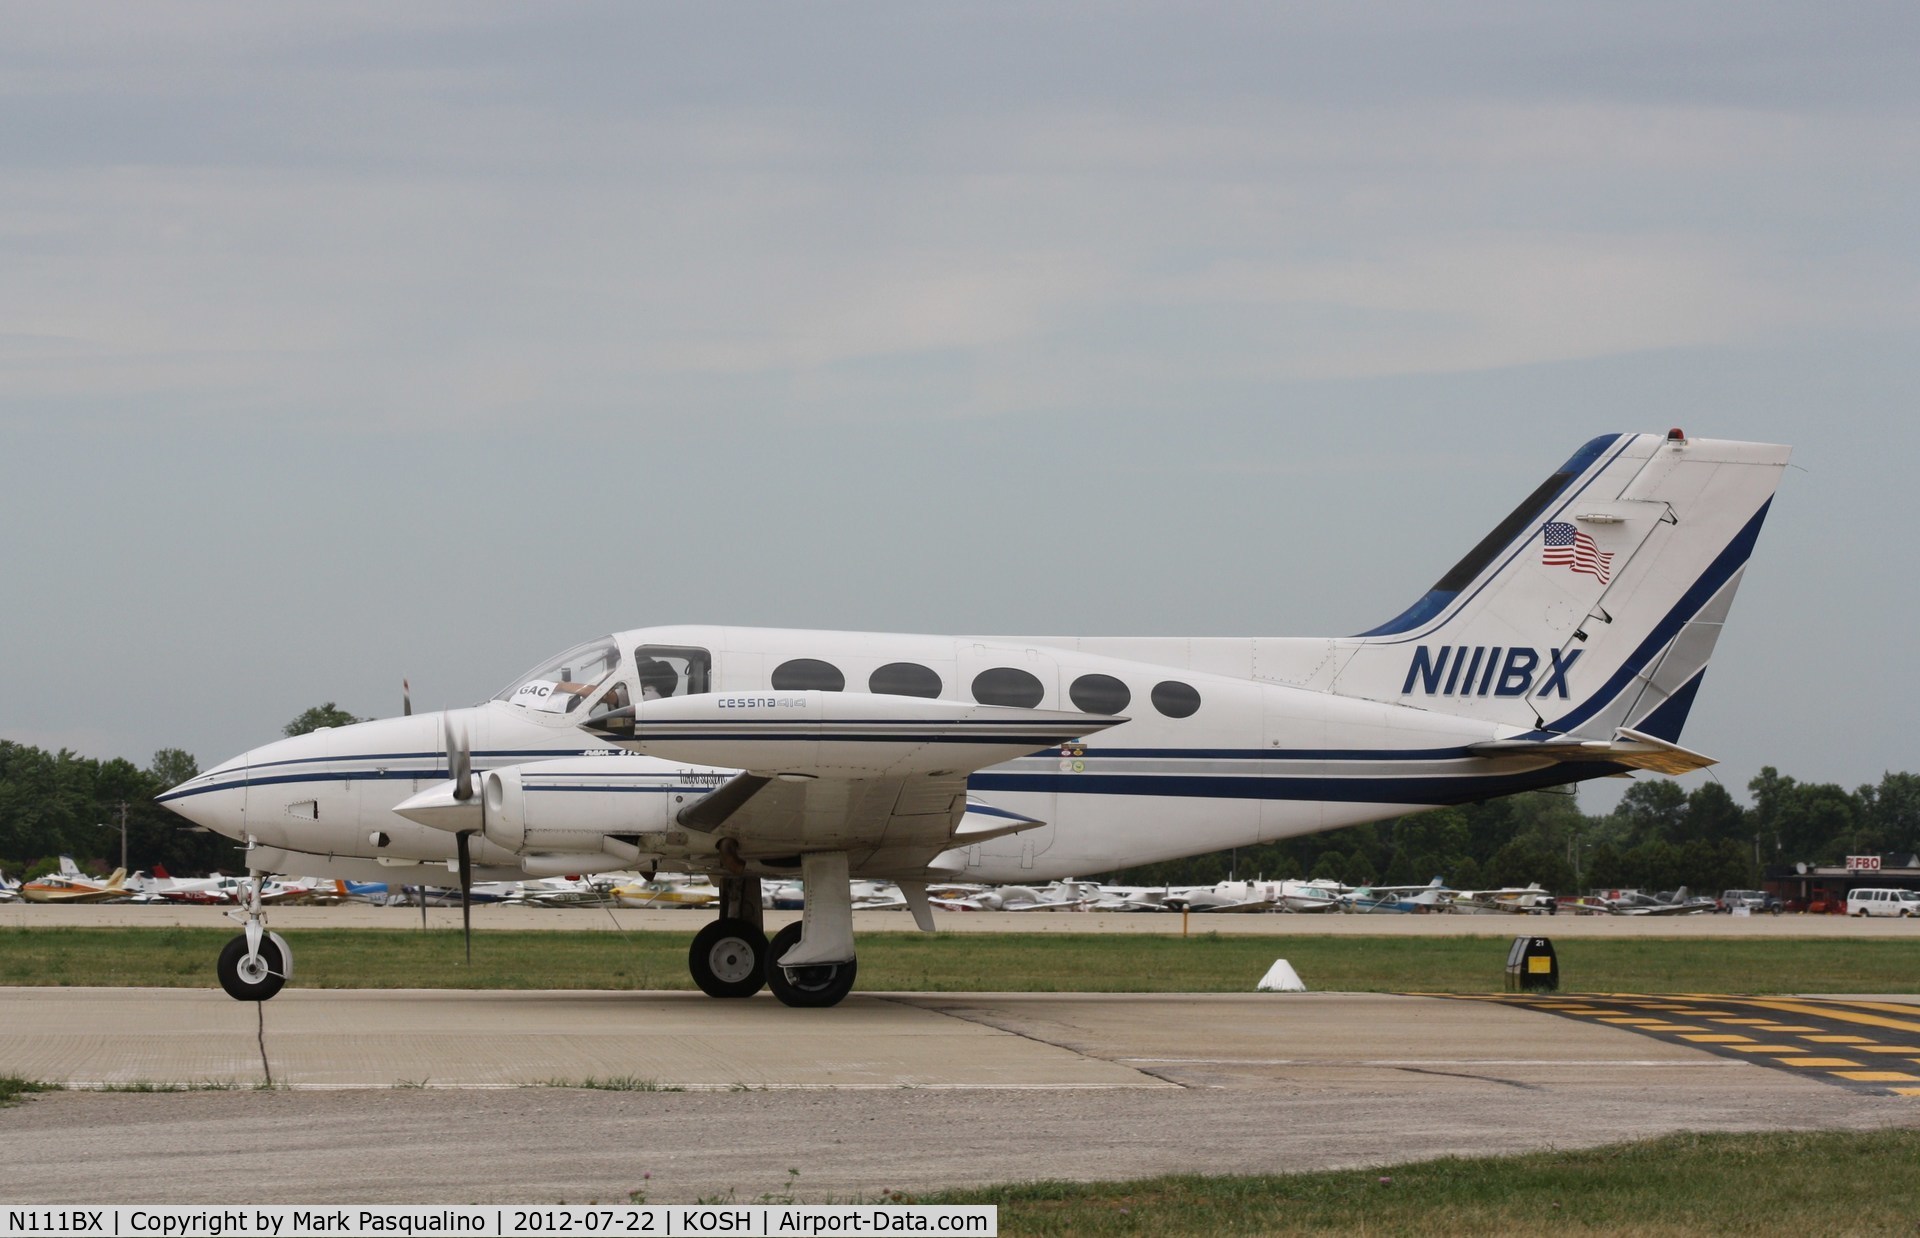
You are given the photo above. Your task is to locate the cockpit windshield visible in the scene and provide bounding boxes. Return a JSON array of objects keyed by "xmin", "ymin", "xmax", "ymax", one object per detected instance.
[{"xmin": 494, "ymin": 637, "xmax": 624, "ymax": 715}]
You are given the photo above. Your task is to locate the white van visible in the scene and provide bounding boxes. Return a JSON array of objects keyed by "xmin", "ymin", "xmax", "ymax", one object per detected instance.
[{"xmin": 1845, "ymin": 888, "xmax": 1920, "ymax": 917}]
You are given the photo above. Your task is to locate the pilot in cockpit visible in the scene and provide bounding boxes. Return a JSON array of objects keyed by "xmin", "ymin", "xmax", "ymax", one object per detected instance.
[{"xmin": 635, "ymin": 657, "xmax": 680, "ymax": 701}]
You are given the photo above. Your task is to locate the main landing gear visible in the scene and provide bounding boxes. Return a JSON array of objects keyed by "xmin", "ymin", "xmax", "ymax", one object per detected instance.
[
  {"xmin": 216, "ymin": 873, "xmax": 293, "ymax": 1002},
  {"xmin": 691, "ymin": 856, "xmax": 860, "ymax": 1008},
  {"xmin": 689, "ymin": 876, "xmax": 770, "ymax": 999}
]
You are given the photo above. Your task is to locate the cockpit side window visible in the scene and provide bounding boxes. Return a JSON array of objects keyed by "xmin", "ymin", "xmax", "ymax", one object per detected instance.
[{"xmin": 631, "ymin": 645, "xmax": 712, "ymax": 699}]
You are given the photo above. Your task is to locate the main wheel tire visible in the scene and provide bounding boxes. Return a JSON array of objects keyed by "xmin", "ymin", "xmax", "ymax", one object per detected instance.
[
  {"xmin": 689, "ymin": 918, "xmax": 769, "ymax": 998},
  {"xmin": 765, "ymin": 922, "xmax": 857, "ymax": 1009},
  {"xmin": 217, "ymin": 933, "xmax": 287, "ymax": 1002}
]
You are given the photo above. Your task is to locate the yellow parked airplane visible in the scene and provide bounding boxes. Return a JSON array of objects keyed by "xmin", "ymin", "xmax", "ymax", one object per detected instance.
[{"xmin": 21, "ymin": 859, "xmax": 130, "ymax": 904}]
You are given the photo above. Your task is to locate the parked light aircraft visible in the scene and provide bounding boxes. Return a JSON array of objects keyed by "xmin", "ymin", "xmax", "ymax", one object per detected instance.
[
  {"xmin": 611, "ymin": 874, "xmax": 719, "ymax": 909},
  {"xmin": 1450, "ymin": 882, "xmax": 1562, "ymax": 914},
  {"xmin": 160, "ymin": 430, "xmax": 1789, "ymax": 1006},
  {"xmin": 1604, "ymin": 886, "xmax": 1717, "ymax": 915},
  {"xmin": 134, "ymin": 865, "xmax": 244, "ymax": 905},
  {"xmin": 1340, "ymin": 877, "xmax": 1454, "ymax": 913},
  {"xmin": 21, "ymin": 858, "xmax": 130, "ymax": 904}
]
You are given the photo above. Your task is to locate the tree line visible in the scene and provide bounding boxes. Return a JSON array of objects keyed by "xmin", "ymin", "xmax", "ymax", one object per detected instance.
[
  {"xmin": 1102, "ymin": 770, "xmax": 1920, "ymax": 894},
  {"xmin": 0, "ymin": 704, "xmax": 362, "ymax": 881},
  {"xmin": 0, "ymin": 707, "xmax": 1913, "ymax": 893}
]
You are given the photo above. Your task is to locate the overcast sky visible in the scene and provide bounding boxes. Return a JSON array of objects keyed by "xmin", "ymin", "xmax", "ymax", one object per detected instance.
[{"xmin": 2, "ymin": 3, "xmax": 1914, "ymax": 814}]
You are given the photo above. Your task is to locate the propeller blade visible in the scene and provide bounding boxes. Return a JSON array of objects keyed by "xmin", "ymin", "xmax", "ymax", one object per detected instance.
[
  {"xmin": 403, "ymin": 679, "xmax": 413, "ymax": 717},
  {"xmin": 456, "ymin": 831, "xmax": 474, "ymax": 965},
  {"xmin": 445, "ymin": 715, "xmax": 473, "ymax": 802}
]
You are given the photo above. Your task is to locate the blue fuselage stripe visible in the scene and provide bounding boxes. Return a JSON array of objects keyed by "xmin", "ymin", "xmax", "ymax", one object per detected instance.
[{"xmin": 160, "ymin": 753, "xmax": 1617, "ymax": 808}]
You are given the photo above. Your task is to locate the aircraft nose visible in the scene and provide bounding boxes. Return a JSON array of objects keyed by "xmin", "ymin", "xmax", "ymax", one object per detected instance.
[{"xmin": 158, "ymin": 751, "xmax": 250, "ymax": 839}]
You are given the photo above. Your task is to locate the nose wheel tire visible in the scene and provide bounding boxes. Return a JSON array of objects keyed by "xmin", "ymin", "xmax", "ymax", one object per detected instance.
[
  {"xmin": 765, "ymin": 922, "xmax": 857, "ymax": 1008},
  {"xmin": 217, "ymin": 933, "xmax": 288, "ymax": 1002},
  {"xmin": 689, "ymin": 918, "xmax": 769, "ymax": 999}
]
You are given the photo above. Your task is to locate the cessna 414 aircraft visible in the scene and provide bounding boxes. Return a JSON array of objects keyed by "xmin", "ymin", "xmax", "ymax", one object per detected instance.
[{"xmin": 161, "ymin": 430, "xmax": 1788, "ymax": 1006}]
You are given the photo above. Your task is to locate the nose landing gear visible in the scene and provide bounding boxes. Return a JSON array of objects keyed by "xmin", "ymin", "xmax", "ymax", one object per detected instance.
[{"xmin": 216, "ymin": 872, "xmax": 293, "ymax": 1002}]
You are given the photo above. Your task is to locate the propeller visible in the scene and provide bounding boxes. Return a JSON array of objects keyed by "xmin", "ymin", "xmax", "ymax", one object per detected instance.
[
  {"xmin": 447, "ymin": 715, "xmax": 473, "ymax": 803},
  {"xmin": 444, "ymin": 714, "xmax": 476, "ymax": 964},
  {"xmin": 455, "ymin": 829, "xmax": 473, "ymax": 965},
  {"xmin": 402, "ymin": 679, "xmax": 413, "ymax": 717}
]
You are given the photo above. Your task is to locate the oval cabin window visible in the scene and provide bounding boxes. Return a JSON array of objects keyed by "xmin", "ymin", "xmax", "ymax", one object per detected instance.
[
  {"xmin": 869, "ymin": 662, "xmax": 943, "ymax": 698},
  {"xmin": 1150, "ymin": 680, "xmax": 1201, "ymax": 718},
  {"xmin": 971, "ymin": 667, "xmax": 1045, "ymax": 708},
  {"xmin": 770, "ymin": 658, "xmax": 846, "ymax": 692},
  {"xmin": 1069, "ymin": 673, "xmax": 1131, "ymax": 715}
]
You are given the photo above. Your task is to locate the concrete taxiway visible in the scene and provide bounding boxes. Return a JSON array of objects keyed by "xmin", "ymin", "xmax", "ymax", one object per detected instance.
[{"xmin": 2, "ymin": 987, "xmax": 1917, "ymax": 1203}]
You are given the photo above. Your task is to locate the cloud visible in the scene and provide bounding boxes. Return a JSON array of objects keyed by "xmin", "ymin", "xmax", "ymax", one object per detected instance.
[{"xmin": 1, "ymin": 10, "xmax": 1914, "ymax": 435}]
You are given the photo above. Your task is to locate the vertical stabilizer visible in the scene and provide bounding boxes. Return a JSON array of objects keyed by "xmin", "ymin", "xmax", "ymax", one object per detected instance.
[{"xmin": 1328, "ymin": 431, "xmax": 1790, "ymax": 741}]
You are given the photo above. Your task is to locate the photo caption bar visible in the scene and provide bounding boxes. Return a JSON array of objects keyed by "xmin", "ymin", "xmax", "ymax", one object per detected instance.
[{"xmin": 0, "ymin": 1207, "xmax": 996, "ymax": 1238}]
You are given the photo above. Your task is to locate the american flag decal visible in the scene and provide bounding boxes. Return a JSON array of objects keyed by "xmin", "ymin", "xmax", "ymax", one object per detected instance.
[{"xmin": 1542, "ymin": 521, "xmax": 1613, "ymax": 583}]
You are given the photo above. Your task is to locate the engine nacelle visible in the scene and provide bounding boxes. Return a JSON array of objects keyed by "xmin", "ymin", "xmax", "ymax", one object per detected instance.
[
  {"xmin": 480, "ymin": 760, "xmax": 676, "ymax": 855},
  {"xmin": 394, "ymin": 756, "xmax": 707, "ymax": 871}
]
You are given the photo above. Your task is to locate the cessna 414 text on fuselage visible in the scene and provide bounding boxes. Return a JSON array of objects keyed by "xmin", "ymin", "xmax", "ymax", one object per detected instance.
[{"xmin": 161, "ymin": 430, "xmax": 1789, "ymax": 1006}]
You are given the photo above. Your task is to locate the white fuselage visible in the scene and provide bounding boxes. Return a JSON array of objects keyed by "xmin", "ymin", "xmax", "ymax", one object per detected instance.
[{"xmin": 162, "ymin": 625, "xmax": 1577, "ymax": 885}]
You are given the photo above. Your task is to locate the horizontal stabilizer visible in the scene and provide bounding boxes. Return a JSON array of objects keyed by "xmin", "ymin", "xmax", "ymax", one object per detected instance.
[{"xmin": 1468, "ymin": 726, "xmax": 1716, "ymax": 776}]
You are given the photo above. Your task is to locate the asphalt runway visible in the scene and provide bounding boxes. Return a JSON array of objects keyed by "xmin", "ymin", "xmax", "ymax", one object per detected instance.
[{"xmin": 3, "ymin": 987, "xmax": 1917, "ymax": 1204}]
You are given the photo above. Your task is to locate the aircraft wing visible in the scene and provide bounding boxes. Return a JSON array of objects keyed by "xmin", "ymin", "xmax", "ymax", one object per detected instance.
[
  {"xmin": 582, "ymin": 691, "xmax": 1119, "ymax": 863},
  {"xmin": 585, "ymin": 690, "xmax": 1121, "ymax": 779},
  {"xmin": 1468, "ymin": 727, "xmax": 1715, "ymax": 776}
]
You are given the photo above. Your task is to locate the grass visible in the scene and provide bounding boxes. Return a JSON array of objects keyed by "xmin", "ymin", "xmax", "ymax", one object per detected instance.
[
  {"xmin": 920, "ymin": 1129, "xmax": 1920, "ymax": 1236},
  {"xmin": 547, "ymin": 1075, "xmax": 685, "ymax": 1092},
  {"xmin": 0, "ymin": 1075, "xmax": 58, "ymax": 1107},
  {"xmin": 1, "ymin": 925, "xmax": 1918, "ymax": 994},
  {"xmin": 83, "ymin": 1079, "xmax": 238, "ymax": 1092}
]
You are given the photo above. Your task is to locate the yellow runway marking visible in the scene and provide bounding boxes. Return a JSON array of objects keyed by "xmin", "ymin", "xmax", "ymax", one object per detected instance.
[
  {"xmin": 1812, "ymin": 1000, "xmax": 1920, "ymax": 1017},
  {"xmin": 1734, "ymin": 1001, "xmax": 1920, "ymax": 1035},
  {"xmin": 1431, "ymin": 995, "xmax": 1920, "ymax": 1096}
]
